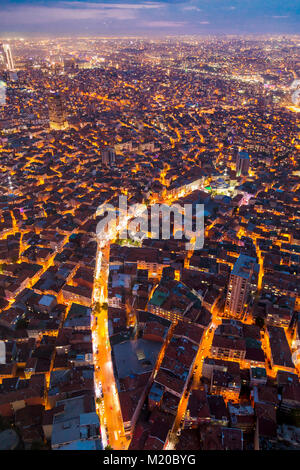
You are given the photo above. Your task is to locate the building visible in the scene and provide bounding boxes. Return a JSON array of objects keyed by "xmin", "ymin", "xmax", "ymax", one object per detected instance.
[
  {"xmin": 224, "ymin": 254, "xmax": 259, "ymax": 319},
  {"xmin": 236, "ymin": 151, "xmax": 250, "ymax": 177},
  {"xmin": 48, "ymin": 92, "xmax": 68, "ymax": 131},
  {"xmin": 1, "ymin": 44, "xmax": 14, "ymax": 71},
  {"xmin": 211, "ymin": 335, "xmax": 246, "ymax": 362},
  {"xmin": 102, "ymin": 147, "xmax": 116, "ymax": 166},
  {"xmin": 51, "ymin": 395, "xmax": 101, "ymax": 450},
  {"xmin": 0, "ymin": 80, "xmax": 6, "ymax": 106},
  {"xmin": 185, "ymin": 389, "xmax": 210, "ymax": 427},
  {"xmin": 210, "ymin": 369, "xmax": 241, "ymax": 402}
]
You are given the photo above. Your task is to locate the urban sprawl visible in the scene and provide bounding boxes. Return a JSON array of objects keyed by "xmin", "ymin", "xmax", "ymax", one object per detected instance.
[{"xmin": 0, "ymin": 36, "xmax": 299, "ymax": 451}]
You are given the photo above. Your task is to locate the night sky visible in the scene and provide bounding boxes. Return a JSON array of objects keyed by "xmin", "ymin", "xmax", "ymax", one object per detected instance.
[{"xmin": 0, "ymin": 0, "xmax": 299, "ymax": 36}]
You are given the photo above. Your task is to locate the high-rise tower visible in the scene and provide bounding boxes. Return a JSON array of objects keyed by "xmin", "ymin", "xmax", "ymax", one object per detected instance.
[
  {"xmin": 236, "ymin": 150, "xmax": 250, "ymax": 177},
  {"xmin": 1, "ymin": 44, "xmax": 15, "ymax": 71},
  {"xmin": 48, "ymin": 92, "xmax": 68, "ymax": 131},
  {"xmin": 224, "ymin": 254, "xmax": 259, "ymax": 319},
  {"xmin": 102, "ymin": 147, "xmax": 116, "ymax": 166}
]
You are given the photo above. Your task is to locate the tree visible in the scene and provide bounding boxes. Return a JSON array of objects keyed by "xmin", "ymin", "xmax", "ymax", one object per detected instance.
[
  {"xmin": 105, "ymin": 445, "xmax": 114, "ymax": 450},
  {"xmin": 94, "ymin": 302, "xmax": 101, "ymax": 314},
  {"xmin": 255, "ymin": 316, "xmax": 265, "ymax": 329},
  {"xmin": 15, "ymin": 318, "xmax": 28, "ymax": 330}
]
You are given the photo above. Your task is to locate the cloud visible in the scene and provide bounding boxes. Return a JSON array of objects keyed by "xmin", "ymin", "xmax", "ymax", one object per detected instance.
[
  {"xmin": 60, "ymin": 1, "xmax": 165, "ymax": 9},
  {"xmin": 141, "ymin": 20, "xmax": 187, "ymax": 28},
  {"xmin": 272, "ymin": 15, "xmax": 289, "ymax": 19},
  {"xmin": 181, "ymin": 6, "xmax": 202, "ymax": 12},
  {"xmin": 0, "ymin": 5, "xmax": 143, "ymax": 24},
  {"xmin": 0, "ymin": 1, "xmax": 169, "ymax": 27}
]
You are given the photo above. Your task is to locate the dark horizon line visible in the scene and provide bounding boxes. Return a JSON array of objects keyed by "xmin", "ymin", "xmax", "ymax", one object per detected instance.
[{"xmin": 1, "ymin": 32, "xmax": 300, "ymax": 39}]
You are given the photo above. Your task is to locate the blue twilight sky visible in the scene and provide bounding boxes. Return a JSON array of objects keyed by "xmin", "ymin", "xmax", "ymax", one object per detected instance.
[{"xmin": 0, "ymin": 0, "xmax": 299, "ymax": 36}]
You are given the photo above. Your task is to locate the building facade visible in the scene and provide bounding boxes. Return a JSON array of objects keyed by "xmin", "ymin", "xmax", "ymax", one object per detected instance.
[
  {"xmin": 48, "ymin": 92, "xmax": 69, "ymax": 131},
  {"xmin": 224, "ymin": 254, "xmax": 259, "ymax": 319}
]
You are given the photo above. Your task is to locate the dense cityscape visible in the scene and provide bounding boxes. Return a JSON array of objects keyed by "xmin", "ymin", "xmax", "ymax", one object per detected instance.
[{"xmin": 0, "ymin": 32, "xmax": 299, "ymax": 453}]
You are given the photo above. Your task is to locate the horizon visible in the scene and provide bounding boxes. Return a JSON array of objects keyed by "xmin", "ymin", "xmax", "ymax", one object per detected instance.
[{"xmin": 1, "ymin": 33, "xmax": 300, "ymax": 39}]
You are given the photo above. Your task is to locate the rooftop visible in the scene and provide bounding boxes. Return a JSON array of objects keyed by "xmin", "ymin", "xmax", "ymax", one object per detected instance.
[{"xmin": 113, "ymin": 339, "xmax": 162, "ymax": 379}]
